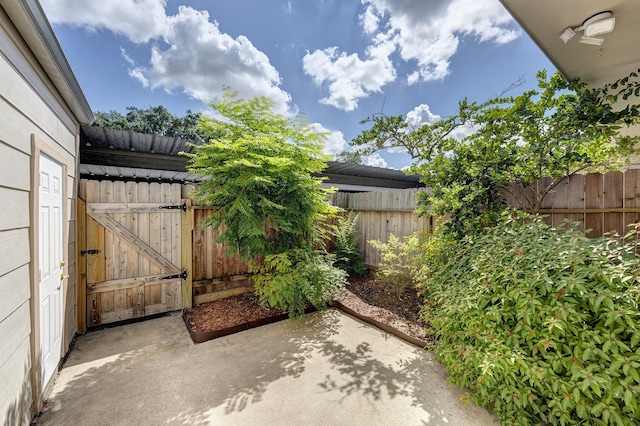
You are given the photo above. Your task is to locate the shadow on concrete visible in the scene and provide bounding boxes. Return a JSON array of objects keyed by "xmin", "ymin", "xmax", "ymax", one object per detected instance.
[
  {"xmin": 35, "ymin": 310, "xmax": 494, "ymax": 425},
  {"xmin": 313, "ymin": 316, "xmax": 473, "ymax": 424},
  {"xmin": 35, "ymin": 312, "xmax": 342, "ymax": 425}
]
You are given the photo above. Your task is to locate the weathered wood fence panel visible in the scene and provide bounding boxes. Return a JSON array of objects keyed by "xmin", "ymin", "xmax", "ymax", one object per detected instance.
[
  {"xmin": 78, "ymin": 169, "xmax": 640, "ymax": 317},
  {"xmin": 331, "ymin": 189, "xmax": 432, "ymax": 266},
  {"xmin": 79, "ymin": 180, "xmax": 183, "ymax": 326},
  {"xmin": 505, "ymin": 170, "xmax": 640, "ymax": 237},
  {"xmin": 336, "ymin": 170, "xmax": 640, "ymax": 267},
  {"xmin": 191, "ymin": 207, "xmax": 252, "ymax": 305}
]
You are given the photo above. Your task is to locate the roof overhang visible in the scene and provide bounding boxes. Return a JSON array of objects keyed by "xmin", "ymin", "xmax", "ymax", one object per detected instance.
[
  {"xmin": 0, "ymin": 0, "xmax": 93, "ymax": 124},
  {"xmin": 499, "ymin": 0, "xmax": 640, "ymax": 87},
  {"xmin": 80, "ymin": 125, "xmax": 424, "ymax": 190}
]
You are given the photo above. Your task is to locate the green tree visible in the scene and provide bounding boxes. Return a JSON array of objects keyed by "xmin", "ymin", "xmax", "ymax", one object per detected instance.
[
  {"xmin": 183, "ymin": 89, "xmax": 346, "ymax": 317},
  {"xmin": 93, "ymin": 105, "xmax": 206, "ymax": 140},
  {"xmin": 353, "ymin": 69, "xmax": 640, "ymax": 235}
]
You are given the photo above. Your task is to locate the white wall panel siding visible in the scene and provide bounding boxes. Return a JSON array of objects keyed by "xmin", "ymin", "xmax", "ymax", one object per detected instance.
[
  {"xmin": 0, "ymin": 13, "xmax": 76, "ymax": 135},
  {"xmin": 0, "ymin": 0, "xmax": 92, "ymax": 420},
  {"xmin": 0, "ymin": 338, "xmax": 32, "ymax": 426},
  {"xmin": 0, "ymin": 265, "xmax": 29, "ymax": 323},
  {"xmin": 0, "ymin": 229, "xmax": 29, "ymax": 277},
  {"xmin": 0, "ymin": 100, "xmax": 33, "ymax": 155},
  {"xmin": 0, "ymin": 188, "xmax": 29, "ymax": 231},
  {"xmin": 0, "ymin": 57, "xmax": 69, "ymax": 148},
  {"xmin": 0, "ymin": 302, "xmax": 30, "ymax": 368},
  {"xmin": 0, "ymin": 142, "xmax": 30, "ymax": 190}
]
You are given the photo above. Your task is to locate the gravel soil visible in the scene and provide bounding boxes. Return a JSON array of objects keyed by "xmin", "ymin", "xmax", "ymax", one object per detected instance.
[{"xmin": 185, "ymin": 271, "xmax": 432, "ymax": 346}]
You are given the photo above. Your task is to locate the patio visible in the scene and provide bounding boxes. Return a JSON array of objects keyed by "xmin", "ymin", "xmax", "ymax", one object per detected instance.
[{"xmin": 35, "ymin": 309, "xmax": 496, "ymax": 425}]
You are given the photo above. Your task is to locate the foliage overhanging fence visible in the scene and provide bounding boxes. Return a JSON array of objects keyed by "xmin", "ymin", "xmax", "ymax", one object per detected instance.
[
  {"xmin": 334, "ymin": 169, "xmax": 640, "ymax": 268},
  {"xmin": 505, "ymin": 169, "xmax": 640, "ymax": 237},
  {"xmin": 78, "ymin": 169, "xmax": 640, "ymax": 311},
  {"xmin": 330, "ymin": 188, "xmax": 433, "ymax": 266}
]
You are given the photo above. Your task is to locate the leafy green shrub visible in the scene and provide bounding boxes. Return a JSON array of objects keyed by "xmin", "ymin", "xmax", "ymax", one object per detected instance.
[
  {"xmin": 369, "ymin": 233, "xmax": 422, "ymax": 298},
  {"xmin": 421, "ymin": 212, "xmax": 640, "ymax": 425},
  {"xmin": 185, "ymin": 88, "xmax": 337, "ymax": 261},
  {"xmin": 332, "ymin": 211, "xmax": 368, "ymax": 276},
  {"xmin": 253, "ymin": 249, "xmax": 347, "ymax": 319},
  {"xmin": 184, "ymin": 89, "xmax": 342, "ymax": 317}
]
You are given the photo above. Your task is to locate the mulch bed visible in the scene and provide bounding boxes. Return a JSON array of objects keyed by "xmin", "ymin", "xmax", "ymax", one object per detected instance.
[
  {"xmin": 184, "ymin": 271, "xmax": 433, "ymax": 347},
  {"xmin": 186, "ymin": 292, "xmax": 287, "ymax": 333}
]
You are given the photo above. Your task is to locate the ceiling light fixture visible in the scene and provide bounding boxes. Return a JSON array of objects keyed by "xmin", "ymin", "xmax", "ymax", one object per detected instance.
[
  {"xmin": 560, "ymin": 11, "xmax": 615, "ymax": 45},
  {"xmin": 583, "ymin": 12, "xmax": 615, "ymax": 37}
]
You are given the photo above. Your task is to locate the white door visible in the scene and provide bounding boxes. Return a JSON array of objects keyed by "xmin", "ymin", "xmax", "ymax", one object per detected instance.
[{"xmin": 39, "ymin": 154, "xmax": 64, "ymax": 387}]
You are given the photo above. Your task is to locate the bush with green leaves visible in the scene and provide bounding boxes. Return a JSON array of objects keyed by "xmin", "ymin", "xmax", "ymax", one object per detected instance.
[
  {"xmin": 252, "ymin": 249, "xmax": 347, "ymax": 319},
  {"xmin": 420, "ymin": 212, "xmax": 640, "ymax": 425},
  {"xmin": 369, "ymin": 233, "xmax": 422, "ymax": 298},
  {"xmin": 184, "ymin": 88, "xmax": 345, "ymax": 317},
  {"xmin": 332, "ymin": 211, "xmax": 368, "ymax": 276},
  {"xmin": 352, "ymin": 69, "xmax": 640, "ymax": 236}
]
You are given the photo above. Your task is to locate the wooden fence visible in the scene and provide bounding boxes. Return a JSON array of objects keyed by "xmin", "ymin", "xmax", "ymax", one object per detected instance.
[
  {"xmin": 331, "ymin": 188, "xmax": 432, "ymax": 266},
  {"xmin": 333, "ymin": 170, "xmax": 640, "ymax": 267},
  {"xmin": 504, "ymin": 170, "xmax": 640, "ymax": 237},
  {"xmin": 191, "ymin": 207, "xmax": 253, "ymax": 305},
  {"xmin": 77, "ymin": 169, "xmax": 640, "ymax": 319},
  {"xmin": 78, "ymin": 180, "xmax": 184, "ymax": 327}
]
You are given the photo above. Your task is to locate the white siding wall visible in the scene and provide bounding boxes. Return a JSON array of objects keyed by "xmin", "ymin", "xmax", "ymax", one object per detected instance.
[{"xmin": 0, "ymin": 7, "xmax": 80, "ymax": 424}]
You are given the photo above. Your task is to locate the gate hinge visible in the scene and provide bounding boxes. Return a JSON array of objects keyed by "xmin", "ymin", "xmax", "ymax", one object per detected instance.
[
  {"xmin": 161, "ymin": 270, "xmax": 187, "ymax": 280},
  {"xmin": 81, "ymin": 249, "xmax": 101, "ymax": 256},
  {"xmin": 160, "ymin": 202, "xmax": 187, "ymax": 212}
]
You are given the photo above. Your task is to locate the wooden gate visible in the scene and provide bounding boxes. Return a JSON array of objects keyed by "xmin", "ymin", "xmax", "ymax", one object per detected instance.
[{"xmin": 79, "ymin": 180, "xmax": 184, "ymax": 327}]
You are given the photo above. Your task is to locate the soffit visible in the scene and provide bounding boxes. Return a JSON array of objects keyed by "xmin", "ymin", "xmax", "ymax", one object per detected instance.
[{"xmin": 500, "ymin": 0, "xmax": 640, "ymax": 87}]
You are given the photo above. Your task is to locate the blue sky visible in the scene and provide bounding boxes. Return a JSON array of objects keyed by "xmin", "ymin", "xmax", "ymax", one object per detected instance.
[{"xmin": 42, "ymin": 0, "xmax": 554, "ymax": 169}]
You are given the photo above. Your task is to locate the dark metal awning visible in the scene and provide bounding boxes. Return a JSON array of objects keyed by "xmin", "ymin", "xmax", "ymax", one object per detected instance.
[{"xmin": 80, "ymin": 125, "xmax": 423, "ymax": 191}]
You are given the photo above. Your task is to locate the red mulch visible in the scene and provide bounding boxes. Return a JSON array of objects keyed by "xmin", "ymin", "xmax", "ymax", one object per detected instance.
[
  {"xmin": 185, "ymin": 271, "xmax": 431, "ymax": 345},
  {"xmin": 186, "ymin": 292, "xmax": 286, "ymax": 332}
]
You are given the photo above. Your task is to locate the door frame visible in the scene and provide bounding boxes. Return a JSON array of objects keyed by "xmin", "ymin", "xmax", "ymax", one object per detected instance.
[{"xmin": 30, "ymin": 135, "xmax": 70, "ymax": 410}]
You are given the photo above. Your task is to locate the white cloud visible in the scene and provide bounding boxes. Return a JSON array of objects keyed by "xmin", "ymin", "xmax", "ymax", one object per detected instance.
[
  {"xmin": 308, "ymin": 123, "xmax": 347, "ymax": 155},
  {"xmin": 365, "ymin": 0, "xmax": 520, "ymax": 83},
  {"xmin": 41, "ymin": 0, "xmax": 168, "ymax": 43},
  {"xmin": 359, "ymin": 4, "xmax": 380, "ymax": 35},
  {"xmin": 405, "ymin": 103, "xmax": 475, "ymax": 141},
  {"xmin": 363, "ymin": 153, "xmax": 388, "ymax": 168},
  {"xmin": 127, "ymin": 66, "xmax": 150, "ymax": 87},
  {"xmin": 120, "ymin": 47, "xmax": 136, "ymax": 67},
  {"xmin": 145, "ymin": 7, "xmax": 291, "ymax": 112},
  {"xmin": 449, "ymin": 121, "xmax": 477, "ymax": 141},
  {"xmin": 41, "ymin": 1, "xmax": 293, "ymax": 114},
  {"xmin": 304, "ymin": 0, "xmax": 520, "ymax": 110},
  {"xmin": 302, "ymin": 31, "xmax": 396, "ymax": 112},
  {"xmin": 405, "ymin": 104, "xmax": 441, "ymax": 128}
]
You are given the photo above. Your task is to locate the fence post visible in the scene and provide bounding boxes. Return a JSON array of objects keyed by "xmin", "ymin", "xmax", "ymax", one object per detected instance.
[
  {"xmin": 77, "ymin": 198, "xmax": 87, "ymax": 333},
  {"xmin": 181, "ymin": 198, "xmax": 194, "ymax": 309}
]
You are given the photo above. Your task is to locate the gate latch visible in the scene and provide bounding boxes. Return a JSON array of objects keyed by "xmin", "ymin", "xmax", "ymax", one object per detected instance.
[
  {"xmin": 161, "ymin": 270, "xmax": 188, "ymax": 280},
  {"xmin": 81, "ymin": 249, "xmax": 101, "ymax": 256},
  {"xmin": 160, "ymin": 202, "xmax": 187, "ymax": 212}
]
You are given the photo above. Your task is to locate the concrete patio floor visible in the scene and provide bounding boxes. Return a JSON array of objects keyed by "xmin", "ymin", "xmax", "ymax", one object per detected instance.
[{"xmin": 35, "ymin": 309, "xmax": 497, "ymax": 426}]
